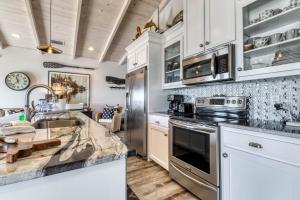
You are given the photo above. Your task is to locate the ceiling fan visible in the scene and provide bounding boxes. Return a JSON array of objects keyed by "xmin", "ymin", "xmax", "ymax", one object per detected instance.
[{"xmin": 37, "ymin": 0, "xmax": 62, "ymax": 54}]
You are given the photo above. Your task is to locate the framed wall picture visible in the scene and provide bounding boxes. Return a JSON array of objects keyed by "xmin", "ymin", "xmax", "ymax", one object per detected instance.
[{"xmin": 48, "ymin": 71, "xmax": 90, "ymax": 106}]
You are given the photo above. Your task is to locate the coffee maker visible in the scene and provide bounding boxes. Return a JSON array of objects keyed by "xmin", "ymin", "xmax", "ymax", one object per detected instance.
[{"xmin": 167, "ymin": 95, "xmax": 184, "ymax": 114}]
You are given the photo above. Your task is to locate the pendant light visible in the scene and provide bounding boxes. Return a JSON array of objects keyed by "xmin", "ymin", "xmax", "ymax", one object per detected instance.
[{"xmin": 37, "ymin": 0, "xmax": 62, "ymax": 54}]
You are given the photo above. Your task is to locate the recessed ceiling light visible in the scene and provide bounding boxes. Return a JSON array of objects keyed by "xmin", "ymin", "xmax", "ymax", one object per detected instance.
[
  {"xmin": 11, "ymin": 33, "xmax": 20, "ymax": 39},
  {"xmin": 88, "ymin": 46, "xmax": 94, "ymax": 51}
]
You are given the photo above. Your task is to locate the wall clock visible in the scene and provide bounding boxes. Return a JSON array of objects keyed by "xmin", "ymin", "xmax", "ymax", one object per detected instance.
[{"xmin": 5, "ymin": 72, "xmax": 31, "ymax": 91}]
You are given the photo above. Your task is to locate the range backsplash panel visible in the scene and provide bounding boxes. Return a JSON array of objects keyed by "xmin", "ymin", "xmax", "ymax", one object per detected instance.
[{"xmin": 170, "ymin": 76, "xmax": 300, "ymax": 121}]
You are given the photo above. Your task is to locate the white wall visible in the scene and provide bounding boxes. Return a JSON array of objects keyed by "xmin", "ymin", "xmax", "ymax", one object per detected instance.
[{"xmin": 0, "ymin": 47, "xmax": 126, "ymax": 111}]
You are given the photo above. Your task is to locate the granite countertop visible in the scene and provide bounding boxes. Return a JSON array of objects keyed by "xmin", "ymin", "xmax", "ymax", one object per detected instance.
[
  {"xmin": 0, "ymin": 111, "xmax": 127, "ymax": 186},
  {"xmin": 220, "ymin": 119, "xmax": 300, "ymax": 139}
]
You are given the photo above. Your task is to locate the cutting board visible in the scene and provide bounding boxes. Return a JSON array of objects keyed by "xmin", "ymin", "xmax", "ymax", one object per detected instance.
[{"xmin": 0, "ymin": 137, "xmax": 61, "ymax": 163}]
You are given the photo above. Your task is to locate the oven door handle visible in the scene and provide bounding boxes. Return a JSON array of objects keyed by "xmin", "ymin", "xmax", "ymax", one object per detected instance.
[
  {"xmin": 169, "ymin": 121, "xmax": 215, "ymax": 134},
  {"xmin": 211, "ymin": 53, "xmax": 217, "ymax": 79},
  {"xmin": 170, "ymin": 163, "xmax": 217, "ymax": 192}
]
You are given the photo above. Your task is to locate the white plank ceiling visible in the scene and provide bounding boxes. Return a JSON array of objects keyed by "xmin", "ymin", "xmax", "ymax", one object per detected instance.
[{"xmin": 0, "ymin": 0, "xmax": 162, "ymax": 62}]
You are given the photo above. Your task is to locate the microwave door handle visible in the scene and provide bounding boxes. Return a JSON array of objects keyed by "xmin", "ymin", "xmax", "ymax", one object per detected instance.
[{"xmin": 211, "ymin": 53, "xmax": 217, "ymax": 79}]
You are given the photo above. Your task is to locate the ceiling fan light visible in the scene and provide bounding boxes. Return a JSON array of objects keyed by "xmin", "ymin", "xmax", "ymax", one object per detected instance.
[
  {"xmin": 48, "ymin": 46, "xmax": 53, "ymax": 54},
  {"xmin": 37, "ymin": 45, "xmax": 62, "ymax": 54},
  {"xmin": 36, "ymin": 0, "xmax": 63, "ymax": 54}
]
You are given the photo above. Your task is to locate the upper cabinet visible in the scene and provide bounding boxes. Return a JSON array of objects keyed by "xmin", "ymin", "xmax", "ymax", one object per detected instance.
[
  {"xmin": 205, "ymin": 0, "xmax": 236, "ymax": 49},
  {"xmin": 183, "ymin": 0, "xmax": 236, "ymax": 58},
  {"xmin": 162, "ymin": 22, "xmax": 185, "ymax": 89},
  {"xmin": 236, "ymin": 0, "xmax": 300, "ymax": 81},
  {"xmin": 183, "ymin": 0, "xmax": 205, "ymax": 57},
  {"xmin": 126, "ymin": 31, "xmax": 161, "ymax": 73}
]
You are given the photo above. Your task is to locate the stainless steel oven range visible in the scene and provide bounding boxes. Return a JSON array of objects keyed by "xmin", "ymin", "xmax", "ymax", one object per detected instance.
[
  {"xmin": 169, "ymin": 96, "xmax": 248, "ymax": 200},
  {"xmin": 182, "ymin": 44, "xmax": 235, "ymax": 85}
]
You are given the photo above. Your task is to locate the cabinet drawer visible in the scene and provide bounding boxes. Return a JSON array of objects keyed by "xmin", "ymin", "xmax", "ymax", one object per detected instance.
[
  {"xmin": 222, "ymin": 129, "xmax": 300, "ymax": 166},
  {"xmin": 148, "ymin": 114, "xmax": 169, "ymax": 128}
]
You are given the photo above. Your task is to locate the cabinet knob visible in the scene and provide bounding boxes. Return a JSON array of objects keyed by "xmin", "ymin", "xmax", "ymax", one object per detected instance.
[
  {"xmin": 222, "ymin": 153, "xmax": 228, "ymax": 158},
  {"xmin": 237, "ymin": 67, "xmax": 243, "ymax": 71},
  {"xmin": 164, "ymin": 133, "xmax": 168, "ymax": 137},
  {"xmin": 205, "ymin": 41, "xmax": 210, "ymax": 45},
  {"xmin": 248, "ymin": 142, "xmax": 263, "ymax": 149},
  {"xmin": 199, "ymin": 44, "xmax": 204, "ymax": 47}
]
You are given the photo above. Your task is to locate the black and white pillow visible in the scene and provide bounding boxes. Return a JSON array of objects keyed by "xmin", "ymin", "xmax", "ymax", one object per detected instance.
[{"xmin": 102, "ymin": 107, "xmax": 115, "ymax": 119}]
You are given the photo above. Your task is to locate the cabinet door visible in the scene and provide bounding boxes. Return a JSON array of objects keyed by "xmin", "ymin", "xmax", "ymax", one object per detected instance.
[
  {"xmin": 183, "ymin": 0, "xmax": 205, "ymax": 58},
  {"xmin": 136, "ymin": 45, "xmax": 148, "ymax": 68},
  {"xmin": 149, "ymin": 124, "xmax": 169, "ymax": 170},
  {"xmin": 205, "ymin": 0, "xmax": 236, "ymax": 50},
  {"xmin": 127, "ymin": 53, "xmax": 136, "ymax": 72},
  {"xmin": 222, "ymin": 147, "xmax": 300, "ymax": 200}
]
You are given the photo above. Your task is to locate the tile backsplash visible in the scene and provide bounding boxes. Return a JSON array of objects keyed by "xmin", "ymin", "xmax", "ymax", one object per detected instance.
[{"xmin": 170, "ymin": 76, "xmax": 300, "ymax": 121}]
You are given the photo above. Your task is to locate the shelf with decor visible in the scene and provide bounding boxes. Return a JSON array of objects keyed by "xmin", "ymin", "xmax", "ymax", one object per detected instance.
[
  {"xmin": 244, "ymin": 6, "xmax": 300, "ymax": 34},
  {"xmin": 235, "ymin": 0, "xmax": 300, "ymax": 81},
  {"xmin": 162, "ymin": 22, "xmax": 185, "ymax": 89}
]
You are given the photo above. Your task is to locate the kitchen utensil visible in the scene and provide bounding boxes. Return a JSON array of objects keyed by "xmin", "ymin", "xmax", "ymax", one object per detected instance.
[
  {"xmin": 285, "ymin": 29, "xmax": 299, "ymax": 40},
  {"xmin": 244, "ymin": 43, "xmax": 254, "ymax": 51},
  {"xmin": 259, "ymin": 9, "xmax": 274, "ymax": 20},
  {"xmin": 0, "ymin": 137, "xmax": 61, "ymax": 163},
  {"xmin": 253, "ymin": 37, "xmax": 270, "ymax": 48},
  {"xmin": 270, "ymin": 33, "xmax": 285, "ymax": 44},
  {"xmin": 290, "ymin": 0, "xmax": 300, "ymax": 7},
  {"xmin": 272, "ymin": 8, "xmax": 283, "ymax": 15}
]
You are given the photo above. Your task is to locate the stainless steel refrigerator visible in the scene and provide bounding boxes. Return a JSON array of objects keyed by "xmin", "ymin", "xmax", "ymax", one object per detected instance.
[{"xmin": 125, "ymin": 67, "xmax": 147, "ymax": 157}]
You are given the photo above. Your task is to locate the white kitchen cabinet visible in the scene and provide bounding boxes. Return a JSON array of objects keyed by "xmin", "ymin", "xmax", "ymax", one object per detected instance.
[
  {"xmin": 162, "ymin": 22, "xmax": 185, "ymax": 89},
  {"xmin": 235, "ymin": 0, "xmax": 300, "ymax": 81},
  {"xmin": 127, "ymin": 53, "xmax": 136, "ymax": 72},
  {"xmin": 205, "ymin": 0, "xmax": 236, "ymax": 50},
  {"xmin": 221, "ymin": 126, "xmax": 300, "ymax": 200},
  {"xmin": 148, "ymin": 114, "xmax": 169, "ymax": 170},
  {"xmin": 126, "ymin": 45, "xmax": 148, "ymax": 73},
  {"xmin": 183, "ymin": 0, "xmax": 205, "ymax": 58},
  {"xmin": 183, "ymin": 0, "xmax": 236, "ymax": 58}
]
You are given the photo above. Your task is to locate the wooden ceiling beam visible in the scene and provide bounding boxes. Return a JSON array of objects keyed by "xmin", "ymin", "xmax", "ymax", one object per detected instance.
[
  {"xmin": 72, "ymin": 0, "xmax": 83, "ymax": 58},
  {"xmin": 98, "ymin": 0, "xmax": 131, "ymax": 63},
  {"xmin": 24, "ymin": 0, "xmax": 41, "ymax": 49}
]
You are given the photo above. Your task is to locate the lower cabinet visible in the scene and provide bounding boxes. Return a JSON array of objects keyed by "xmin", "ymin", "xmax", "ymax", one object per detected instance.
[
  {"xmin": 221, "ymin": 127, "xmax": 300, "ymax": 200},
  {"xmin": 148, "ymin": 122, "xmax": 169, "ymax": 170}
]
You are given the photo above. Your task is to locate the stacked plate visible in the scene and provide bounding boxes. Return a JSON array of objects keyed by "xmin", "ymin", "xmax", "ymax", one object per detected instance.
[{"xmin": 272, "ymin": 45, "xmax": 300, "ymax": 66}]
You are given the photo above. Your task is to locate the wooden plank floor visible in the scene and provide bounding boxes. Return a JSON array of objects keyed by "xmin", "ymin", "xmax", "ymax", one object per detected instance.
[{"xmin": 127, "ymin": 156, "xmax": 199, "ymax": 200}]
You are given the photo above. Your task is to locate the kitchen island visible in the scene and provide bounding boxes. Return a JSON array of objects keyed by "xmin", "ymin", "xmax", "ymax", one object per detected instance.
[{"xmin": 0, "ymin": 111, "xmax": 127, "ymax": 200}]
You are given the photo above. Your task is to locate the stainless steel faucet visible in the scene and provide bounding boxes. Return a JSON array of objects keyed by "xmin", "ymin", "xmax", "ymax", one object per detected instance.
[{"xmin": 24, "ymin": 84, "xmax": 56, "ymax": 121}]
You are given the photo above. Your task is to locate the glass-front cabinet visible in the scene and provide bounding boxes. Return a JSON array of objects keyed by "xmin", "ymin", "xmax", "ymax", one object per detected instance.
[
  {"xmin": 162, "ymin": 22, "xmax": 184, "ymax": 89},
  {"xmin": 236, "ymin": 0, "xmax": 300, "ymax": 81}
]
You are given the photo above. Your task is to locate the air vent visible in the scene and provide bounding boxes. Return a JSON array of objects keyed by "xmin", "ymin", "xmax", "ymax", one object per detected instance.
[{"xmin": 51, "ymin": 40, "xmax": 65, "ymax": 46}]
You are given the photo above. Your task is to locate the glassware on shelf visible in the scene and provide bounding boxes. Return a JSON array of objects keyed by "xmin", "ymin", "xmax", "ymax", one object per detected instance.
[{"xmin": 164, "ymin": 41, "xmax": 181, "ymax": 84}]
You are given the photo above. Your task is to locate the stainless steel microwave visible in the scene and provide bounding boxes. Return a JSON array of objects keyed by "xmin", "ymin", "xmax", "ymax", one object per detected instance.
[{"xmin": 182, "ymin": 44, "xmax": 235, "ymax": 85}]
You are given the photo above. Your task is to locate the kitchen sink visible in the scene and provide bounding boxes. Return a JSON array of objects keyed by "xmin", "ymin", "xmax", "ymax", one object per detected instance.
[{"xmin": 32, "ymin": 118, "xmax": 85, "ymax": 129}]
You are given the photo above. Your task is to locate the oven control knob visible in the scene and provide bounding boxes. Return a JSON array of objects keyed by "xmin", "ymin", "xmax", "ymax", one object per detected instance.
[
  {"xmin": 238, "ymin": 100, "xmax": 243, "ymax": 104},
  {"xmin": 231, "ymin": 100, "xmax": 236, "ymax": 104},
  {"xmin": 222, "ymin": 153, "xmax": 228, "ymax": 158}
]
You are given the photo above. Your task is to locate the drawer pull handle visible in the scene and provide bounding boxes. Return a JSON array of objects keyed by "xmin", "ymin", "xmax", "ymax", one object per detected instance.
[
  {"xmin": 155, "ymin": 121, "xmax": 160, "ymax": 124},
  {"xmin": 248, "ymin": 142, "xmax": 263, "ymax": 149}
]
